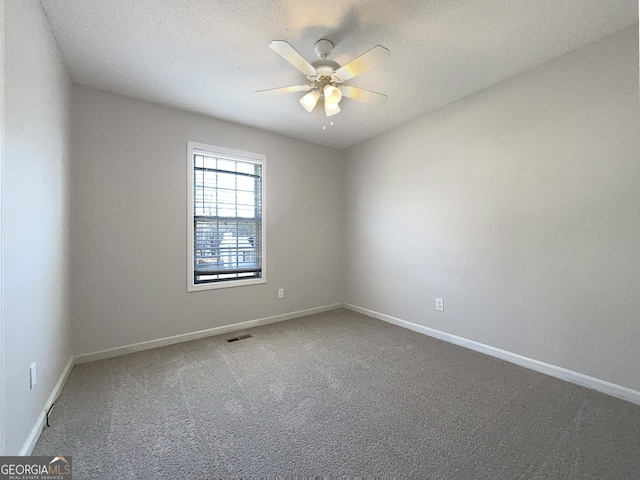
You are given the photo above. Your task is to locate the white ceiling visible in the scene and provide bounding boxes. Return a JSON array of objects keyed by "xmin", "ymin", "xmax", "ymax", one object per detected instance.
[{"xmin": 39, "ymin": 0, "xmax": 637, "ymax": 149}]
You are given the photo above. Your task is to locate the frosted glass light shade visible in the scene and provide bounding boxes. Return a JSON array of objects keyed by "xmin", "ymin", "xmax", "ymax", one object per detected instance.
[
  {"xmin": 324, "ymin": 101, "xmax": 340, "ymax": 116},
  {"xmin": 299, "ymin": 89, "xmax": 320, "ymax": 112},
  {"xmin": 323, "ymin": 84, "xmax": 342, "ymax": 104}
]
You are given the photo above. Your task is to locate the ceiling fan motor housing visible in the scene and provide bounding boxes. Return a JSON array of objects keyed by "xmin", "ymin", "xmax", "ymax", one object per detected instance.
[{"xmin": 312, "ymin": 40, "xmax": 343, "ymax": 86}]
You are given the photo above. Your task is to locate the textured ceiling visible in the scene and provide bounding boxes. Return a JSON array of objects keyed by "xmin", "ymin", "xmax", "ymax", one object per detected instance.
[{"xmin": 40, "ymin": 0, "xmax": 637, "ymax": 149}]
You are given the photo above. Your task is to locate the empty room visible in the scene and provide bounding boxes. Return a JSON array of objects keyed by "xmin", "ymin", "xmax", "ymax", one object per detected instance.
[{"xmin": 2, "ymin": 0, "xmax": 640, "ymax": 478}]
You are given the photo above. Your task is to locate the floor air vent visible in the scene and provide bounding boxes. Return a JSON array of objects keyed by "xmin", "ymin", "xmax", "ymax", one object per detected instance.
[{"xmin": 226, "ymin": 334, "xmax": 253, "ymax": 343}]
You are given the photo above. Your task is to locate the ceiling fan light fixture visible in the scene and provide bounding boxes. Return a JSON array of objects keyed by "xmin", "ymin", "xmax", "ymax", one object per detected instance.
[
  {"xmin": 324, "ymin": 101, "xmax": 340, "ymax": 117},
  {"xmin": 323, "ymin": 84, "xmax": 342, "ymax": 104},
  {"xmin": 258, "ymin": 39, "xmax": 390, "ymax": 120},
  {"xmin": 299, "ymin": 89, "xmax": 320, "ymax": 112}
]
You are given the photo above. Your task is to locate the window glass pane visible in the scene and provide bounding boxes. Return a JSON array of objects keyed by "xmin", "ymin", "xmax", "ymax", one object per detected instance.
[
  {"xmin": 217, "ymin": 159, "xmax": 236, "ymax": 172},
  {"xmin": 236, "ymin": 175, "xmax": 254, "ymax": 192},
  {"xmin": 236, "ymin": 162, "xmax": 254, "ymax": 175}
]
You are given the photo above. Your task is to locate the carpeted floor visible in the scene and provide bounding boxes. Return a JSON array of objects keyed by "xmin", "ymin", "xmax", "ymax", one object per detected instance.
[{"xmin": 33, "ymin": 309, "xmax": 640, "ymax": 478}]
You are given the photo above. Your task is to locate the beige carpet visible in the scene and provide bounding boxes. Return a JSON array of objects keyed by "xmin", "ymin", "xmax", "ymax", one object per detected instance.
[{"xmin": 34, "ymin": 308, "xmax": 640, "ymax": 478}]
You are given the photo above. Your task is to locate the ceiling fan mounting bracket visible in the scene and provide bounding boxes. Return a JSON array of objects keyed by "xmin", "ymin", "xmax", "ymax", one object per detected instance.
[{"xmin": 314, "ymin": 39, "xmax": 334, "ymax": 59}]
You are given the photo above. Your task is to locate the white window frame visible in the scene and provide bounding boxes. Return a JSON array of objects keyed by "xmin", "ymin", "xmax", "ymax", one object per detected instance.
[{"xmin": 187, "ymin": 141, "xmax": 266, "ymax": 292}]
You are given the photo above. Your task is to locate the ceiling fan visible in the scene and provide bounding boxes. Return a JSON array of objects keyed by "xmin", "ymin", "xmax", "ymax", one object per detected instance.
[{"xmin": 256, "ymin": 39, "xmax": 390, "ymax": 117}]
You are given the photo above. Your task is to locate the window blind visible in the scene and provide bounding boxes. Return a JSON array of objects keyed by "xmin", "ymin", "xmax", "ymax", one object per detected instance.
[{"xmin": 193, "ymin": 152, "xmax": 262, "ymax": 284}]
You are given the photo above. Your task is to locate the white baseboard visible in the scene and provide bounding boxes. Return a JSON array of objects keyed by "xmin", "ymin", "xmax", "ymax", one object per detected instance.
[
  {"xmin": 344, "ymin": 303, "xmax": 640, "ymax": 406},
  {"xmin": 19, "ymin": 356, "xmax": 74, "ymax": 456},
  {"xmin": 75, "ymin": 303, "xmax": 343, "ymax": 364}
]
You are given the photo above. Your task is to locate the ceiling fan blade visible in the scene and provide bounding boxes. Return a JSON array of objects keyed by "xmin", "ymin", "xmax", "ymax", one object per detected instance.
[
  {"xmin": 334, "ymin": 45, "xmax": 390, "ymax": 81},
  {"xmin": 255, "ymin": 84, "xmax": 312, "ymax": 96},
  {"xmin": 340, "ymin": 86, "xmax": 387, "ymax": 104},
  {"xmin": 269, "ymin": 40, "xmax": 318, "ymax": 77}
]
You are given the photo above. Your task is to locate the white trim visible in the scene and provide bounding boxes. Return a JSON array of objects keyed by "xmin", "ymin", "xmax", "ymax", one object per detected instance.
[
  {"xmin": 76, "ymin": 303, "xmax": 342, "ymax": 364},
  {"xmin": 19, "ymin": 357, "xmax": 74, "ymax": 456},
  {"xmin": 186, "ymin": 141, "xmax": 267, "ymax": 292},
  {"xmin": 344, "ymin": 303, "xmax": 640, "ymax": 406}
]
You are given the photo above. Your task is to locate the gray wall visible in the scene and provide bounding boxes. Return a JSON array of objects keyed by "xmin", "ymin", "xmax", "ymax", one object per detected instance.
[
  {"xmin": 4, "ymin": 0, "xmax": 73, "ymax": 454},
  {"xmin": 70, "ymin": 86, "xmax": 345, "ymax": 355},
  {"xmin": 344, "ymin": 26, "xmax": 640, "ymax": 392}
]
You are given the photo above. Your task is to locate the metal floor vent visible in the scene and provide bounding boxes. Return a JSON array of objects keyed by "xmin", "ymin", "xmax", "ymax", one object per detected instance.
[{"xmin": 226, "ymin": 334, "xmax": 253, "ymax": 343}]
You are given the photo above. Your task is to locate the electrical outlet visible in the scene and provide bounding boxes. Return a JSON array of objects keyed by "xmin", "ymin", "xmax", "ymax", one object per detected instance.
[
  {"xmin": 278, "ymin": 288, "xmax": 284, "ymax": 299},
  {"xmin": 30, "ymin": 363, "xmax": 37, "ymax": 389},
  {"xmin": 435, "ymin": 298, "xmax": 444, "ymax": 311}
]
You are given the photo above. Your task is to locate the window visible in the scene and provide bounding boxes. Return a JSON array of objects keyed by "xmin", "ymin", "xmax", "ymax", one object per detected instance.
[{"xmin": 187, "ymin": 142, "xmax": 265, "ymax": 291}]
